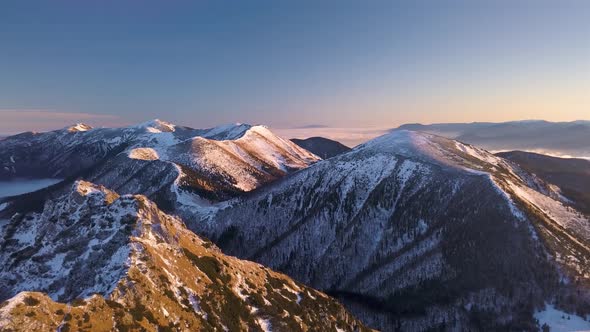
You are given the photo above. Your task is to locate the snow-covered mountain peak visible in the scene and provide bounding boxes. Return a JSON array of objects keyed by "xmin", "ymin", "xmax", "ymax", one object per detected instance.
[
  {"xmin": 200, "ymin": 122, "xmax": 254, "ymax": 140},
  {"xmin": 240, "ymin": 124, "xmax": 276, "ymax": 138},
  {"xmin": 134, "ymin": 118, "xmax": 176, "ymax": 133},
  {"xmin": 357, "ymin": 129, "xmax": 504, "ymax": 173},
  {"xmin": 66, "ymin": 123, "xmax": 93, "ymax": 132},
  {"xmin": 355, "ymin": 129, "xmax": 427, "ymax": 153},
  {"xmin": 171, "ymin": 125, "xmax": 320, "ymax": 193}
]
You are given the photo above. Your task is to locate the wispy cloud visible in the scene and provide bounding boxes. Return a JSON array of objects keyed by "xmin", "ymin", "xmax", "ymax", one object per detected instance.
[
  {"xmin": 273, "ymin": 126, "xmax": 391, "ymax": 147},
  {"xmin": 0, "ymin": 109, "xmax": 125, "ymax": 135}
]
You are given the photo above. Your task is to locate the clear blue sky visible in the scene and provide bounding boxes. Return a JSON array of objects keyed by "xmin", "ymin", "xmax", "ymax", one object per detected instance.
[{"xmin": 1, "ymin": 0, "xmax": 588, "ymax": 134}]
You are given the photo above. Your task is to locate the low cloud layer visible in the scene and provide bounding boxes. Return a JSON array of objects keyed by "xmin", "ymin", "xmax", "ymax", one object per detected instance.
[{"xmin": 0, "ymin": 110, "xmax": 124, "ymax": 135}]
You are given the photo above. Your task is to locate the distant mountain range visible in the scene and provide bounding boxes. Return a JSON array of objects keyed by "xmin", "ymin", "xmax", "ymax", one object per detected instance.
[
  {"xmin": 1, "ymin": 120, "xmax": 589, "ymax": 331},
  {"xmin": 397, "ymin": 120, "xmax": 590, "ymax": 158}
]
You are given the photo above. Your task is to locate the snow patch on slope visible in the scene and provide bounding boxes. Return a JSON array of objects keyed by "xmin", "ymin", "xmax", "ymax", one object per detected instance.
[
  {"xmin": 256, "ymin": 317, "xmax": 272, "ymax": 332},
  {"xmin": 534, "ymin": 304, "xmax": 590, "ymax": 332},
  {"xmin": 128, "ymin": 147, "xmax": 160, "ymax": 161}
]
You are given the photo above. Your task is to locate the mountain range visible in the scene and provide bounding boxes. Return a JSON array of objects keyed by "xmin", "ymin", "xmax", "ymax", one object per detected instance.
[
  {"xmin": 1, "ymin": 120, "xmax": 589, "ymax": 331},
  {"xmin": 0, "ymin": 120, "xmax": 318, "ymax": 214}
]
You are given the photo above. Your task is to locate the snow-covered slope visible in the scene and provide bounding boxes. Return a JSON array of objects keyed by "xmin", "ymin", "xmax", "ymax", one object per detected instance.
[
  {"xmin": 202, "ymin": 130, "xmax": 590, "ymax": 331},
  {"xmin": 534, "ymin": 304, "xmax": 590, "ymax": 332},
  {"xmin": 0, "ymin": 120, "xmax": 319, "ymax": 215},
  {"xmin": 0, "ymin": 181, "xmax": 370, "ymax": 332},
  {"xmin": 170, "ymin": 125, "xmax": 318, "ymax": 192}
]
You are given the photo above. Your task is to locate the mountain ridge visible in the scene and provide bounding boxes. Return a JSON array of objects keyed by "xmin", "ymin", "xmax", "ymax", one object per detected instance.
[
  {"xmin": 396, "ymin": 120, "xmax": 590, "ymax": 158},
  {"xmin": 0, "ymin": 180, "xmax": 372, "ymax": 332}
]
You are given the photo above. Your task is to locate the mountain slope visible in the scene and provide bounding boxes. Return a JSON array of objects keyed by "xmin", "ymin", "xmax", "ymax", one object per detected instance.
[
  {"xmin": 396, "ymin": 120, "xmax": 590, "ymax": 158},
  {"xmin": 201, "ymin": 130, "xmax": 590, "ymax": 331},
  {"xmin": 497, "ymin": 151, "xmax": 590, "ymax": 216},
  {"xmin": 0, "ymin": 120, "xmax": 319, "ymax": 215},
  {"xmin": 291, "ymin": 137, "xmax": 351, "ymax": 159},
  {"xmin": 0, "ymin": 181, "xmax": 370, "ymax": 332}
]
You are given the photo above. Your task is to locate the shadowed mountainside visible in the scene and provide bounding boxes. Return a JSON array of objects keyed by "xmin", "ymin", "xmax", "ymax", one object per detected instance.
[{"xmin": 291, "ymin": 137, "xmax": 351, "ymax": 159}]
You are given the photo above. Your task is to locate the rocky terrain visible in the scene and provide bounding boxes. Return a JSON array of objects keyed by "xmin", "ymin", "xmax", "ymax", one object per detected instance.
[{"xmin": 0, "ymin": 181, "xmax": 371, "ymax": 332}]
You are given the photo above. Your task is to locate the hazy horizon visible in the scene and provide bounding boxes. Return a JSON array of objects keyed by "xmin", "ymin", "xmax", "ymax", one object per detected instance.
[{"xmin": 1, "ymin": 117, "xmax": 589, "ymax": 149}]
